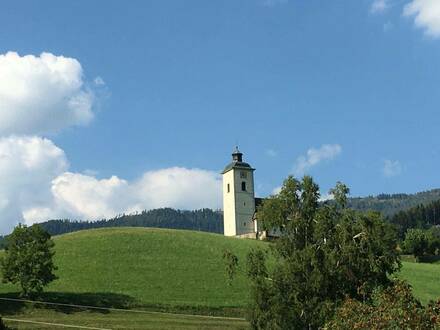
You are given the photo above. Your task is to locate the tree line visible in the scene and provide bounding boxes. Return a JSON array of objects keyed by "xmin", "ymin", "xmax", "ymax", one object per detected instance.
[
  {"xmin": 346, "ymin": 188, "xmax": 440, "ymax": 217},
  {"xmin": 390, "ymin": 199, "xmax": 440, "ymax": 239}
]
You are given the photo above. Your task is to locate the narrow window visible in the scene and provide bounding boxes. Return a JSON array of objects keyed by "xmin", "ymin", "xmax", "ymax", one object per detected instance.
[
  {"xmin": 241, "ymin": 181, "xmax": 246, "ymax": 191},
  {"xmin": 243, "ymin": 222, "xmax": 246, "ymax": 226},
  {"xmin": 227, "ymin": 183, "xmax": 230, "ymax": 193}
]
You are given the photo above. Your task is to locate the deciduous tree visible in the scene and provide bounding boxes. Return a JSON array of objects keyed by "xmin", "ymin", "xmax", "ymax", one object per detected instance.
[
  {"xmin": 1, "ymin": 224, "xmax": 57, "ymax": 297},
  {"xmin": 403, "ymin": 228, "xmax": 429, "ymax": 261},
  {"xmin": 248, "ymin": 176, "xmax": 400, "ymax": 329}
]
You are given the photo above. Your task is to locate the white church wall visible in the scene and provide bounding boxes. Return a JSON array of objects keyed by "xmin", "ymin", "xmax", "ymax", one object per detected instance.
[
  {"xmin": 233, "ymin": 169, "xmax": 255, "ymax": 236},
  {"xmin": 223, "ymin": 170, "xmax": 237, "ymax": 236}
]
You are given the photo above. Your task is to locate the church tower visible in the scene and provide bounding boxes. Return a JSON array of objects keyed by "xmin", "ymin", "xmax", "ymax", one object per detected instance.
[{"xmin": 222, "ymin": 147, "xmax": 256, "ymax": 236}]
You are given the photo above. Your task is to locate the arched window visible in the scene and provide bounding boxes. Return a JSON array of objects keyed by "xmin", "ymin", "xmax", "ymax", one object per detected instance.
[
  {"xmin": 241, "ymin": 181, "xmax": 246, "ymax": 191},
  {"xmin": 227, "ymin": 184, "xmax": 230, "ymax": 193}
]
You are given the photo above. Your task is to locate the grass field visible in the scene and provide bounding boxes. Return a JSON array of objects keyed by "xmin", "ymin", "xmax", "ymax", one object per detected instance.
[
  {"xmin": 398, "ymin": 260, "xmax": 440, "ymax": 305},
  {"xmin": 2, "ymin": 307, "xmax": 248, "ymax": 329},
  {"xmin": 1, "ymin": 227, "xmax": 440, "ymax": 329},
  {"xmin": 0, "ymin": 228, "xmax": 267, "ymax": 316}
]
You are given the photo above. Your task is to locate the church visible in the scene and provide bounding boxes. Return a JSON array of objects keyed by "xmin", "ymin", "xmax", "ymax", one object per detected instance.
[{"xmin": 221, "ymin": 147, "xmax": 268, "ymax": 239}]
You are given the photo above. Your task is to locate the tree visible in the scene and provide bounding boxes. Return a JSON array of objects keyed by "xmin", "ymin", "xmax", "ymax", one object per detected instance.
[
  {"xmin": 326, "ymin": 280, "xmax": 440, "ymax": 329},
  {"xmin": 1, "ymin": 224, "xmax": 57, "ymax": 297},
  {"xmin": 222, "ymin": 249, "xmax": 238, "ymax": 286},
  {"xmin": 248, "ymin": 176, "xmax": 400, "ymax": 329},
  {"xmin": 426, "ymin": 226, "xmax": 440, "ymax": 255},
  {"xmin": 403, "ymin": 228, "xmax": 429, "ymax": 261}
]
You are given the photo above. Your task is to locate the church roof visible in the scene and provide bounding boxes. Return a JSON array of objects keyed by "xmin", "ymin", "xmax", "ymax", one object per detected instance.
[
  {"xmin": 221, "ymin": 161, "xmax": 254, "ymax": 174},
  {"xmin": 221, "ymin": 147, "xmax": 255, "ymax": 174}
]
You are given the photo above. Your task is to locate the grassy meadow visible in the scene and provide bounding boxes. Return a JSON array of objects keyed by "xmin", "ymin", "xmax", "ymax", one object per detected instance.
[
  {"xmin": 398, "ymin": 260, "xmax": 440, "ymax": 305},
  {"xmin": 2, "ymin": 308, "xmax": 248, "ymax": 330},
  {"xmin": 0, "ymin": 228, "xmax": 267, "ymax": 315},
  {"xmin": 1, "ymin": 227, "xmax": 440, "ymax": 328}
]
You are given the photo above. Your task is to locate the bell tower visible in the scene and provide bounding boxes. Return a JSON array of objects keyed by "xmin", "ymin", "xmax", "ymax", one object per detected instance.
[{"xmin": 222, "ymin": 147, "xmax": 256, "ymax": 236}]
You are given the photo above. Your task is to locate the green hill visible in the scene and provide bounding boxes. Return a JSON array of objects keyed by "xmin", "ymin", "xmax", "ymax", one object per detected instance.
[
  {"xmin": 1, "ymin": 226, "xmax": 440, "ymax": 320},
  {"xmin": 0, "ymin": 227, "xmax": 266, "ymax": 315}
]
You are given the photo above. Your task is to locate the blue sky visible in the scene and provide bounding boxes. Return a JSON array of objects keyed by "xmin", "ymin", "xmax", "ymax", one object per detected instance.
[{"xmin": 0, "ymin": 0, "xmax": 439, "ymax": 232}]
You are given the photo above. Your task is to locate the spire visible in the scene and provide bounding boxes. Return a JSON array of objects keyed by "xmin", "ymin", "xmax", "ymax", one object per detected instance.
[{"xmin": 232, "ymin": 146, "xmax": 243, "ymax": 162}]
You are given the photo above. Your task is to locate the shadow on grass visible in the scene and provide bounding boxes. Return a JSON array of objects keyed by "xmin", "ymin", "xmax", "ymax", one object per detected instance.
[
  {"xmin": 0, "ymin": 291, "xmax": 138, "ymax": 315},
  {"xmin": 419, "ymin": 255, "xmax": 440, "ymax": 263}
]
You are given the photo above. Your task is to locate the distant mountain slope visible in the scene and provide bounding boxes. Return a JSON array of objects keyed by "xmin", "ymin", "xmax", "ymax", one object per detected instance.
[
  {"xmin": 390, "ymin": 199, "xmax": 440, "ymax": 238},
  {"xmin": 347, "ymin": 189, "xmax": 440, "ymax": 217}
]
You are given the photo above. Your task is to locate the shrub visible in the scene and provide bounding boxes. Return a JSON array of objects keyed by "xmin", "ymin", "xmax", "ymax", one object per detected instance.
[{"xmin": 326, "ymin": 280, "xmax": 440, "ymax": 329}]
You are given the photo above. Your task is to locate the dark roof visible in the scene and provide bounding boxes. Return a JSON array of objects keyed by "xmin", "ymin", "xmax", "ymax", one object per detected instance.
[
  {"xmin": 221, "ymin": 161, "xmax": 255, "ymax": 174},
  {"xmin": 255, "ymin": 197, "xmax": 265, "ymax": 208}
]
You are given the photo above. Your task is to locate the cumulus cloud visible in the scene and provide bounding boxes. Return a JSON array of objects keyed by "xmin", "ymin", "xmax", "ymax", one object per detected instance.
[
  {"xmin": 132, "ymin": 168, "xmax": 222, "ymax": 211},
  {"xmin": 42, "ymin": 168, "xmax": 222, "ymax": 222},
  {"xmin": 0, "ymin": 51, "xmax": 223, "ymax": 235},
  {"xmin": 370, "ymin": 0, "xmax": 391, "ymax": 14},
  {"xmin": 0, "ymin": 136, "xmax": 68, "ymax": 233},
  {"xmin": 0, "ymin": 51, "xmax": 95, "ymax": 135},
  {"xmin": 293, "ymin": 144, "xmax": 342, "ymax": 176},
  {"xmin": 383, "ymin": 159, "xmax": 402, "ymax": 177},
  {"xmin": 319, "ymin": 193, "xmax": 335, "ymax": 202},
  {"xmin": 0, "ymin": 135, "xmax": 222, "ymax": 234},
  {"xmin": 404, "ymin": 0, "xmax": 440, "ymax": 38}
]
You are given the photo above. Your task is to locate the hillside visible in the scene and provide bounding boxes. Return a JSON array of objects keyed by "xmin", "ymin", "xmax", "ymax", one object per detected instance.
[
  {"xmin": 347, "ymin": 188, "xmax": 440, "ymax": 217},
  {"xmin": 1, "ymin": 226, "xmax": 440, "ymax": 324},
  {"xmin": 0, "ymin": 208, "xmax": 223, "ymax": 247},
  {"xmin": 0, "ymin": 227, "xmax": 266, "ymax": 315},
  {"xmin": 390, "ymin": 199, "xmax": 440, "ymax": 238}
]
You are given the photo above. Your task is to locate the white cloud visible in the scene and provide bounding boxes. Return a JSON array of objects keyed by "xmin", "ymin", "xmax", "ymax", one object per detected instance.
[
  {"xmin": 93, "ymin": 76, "xmax": 105, "ymax": 86},
  {"xmin": 0, "ymin": 136, "xmax": 222, "ymax": 234},
  {"xmin": 319, "ymin": 193, "xmax": 335, "ymax": 202},
  {"xmin": 0, "ymin": 136, "xmax": 68, "ymax": 233},
  {"xmin": 271, "ymin": 186, "xmax": 282, "ymax": 195},
  {"xmin": 43, "ymin": 167, "xmax": 222, "ymax": 222},
  {"xmin": 371, "ymin": 0, "xmax": 391, "ymax": 14},
  {"xmin": 383, "ymin": 159, "xmax": 402, "ymax": 177},
  {"xmin": 293, "ymin": 144, "xmax": 342, "ymax": 176},
  {"xmin": 49, "ymin": 173, "xmax": 130, "ymax": 220},
  {"xmin": 0, "ymin": 51, "xmax": 95, "ymax": 136},
  {"xmin": 132, "ymin": 167, "xmax": 222, "ymax": 211},
  {"xmin": 404, "ymin": 0, "xmax": 440, "ymax": 38},
  {"xmin": 0, "ymin": 51, "xmax": 223, "ymax": 234}
]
